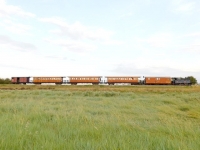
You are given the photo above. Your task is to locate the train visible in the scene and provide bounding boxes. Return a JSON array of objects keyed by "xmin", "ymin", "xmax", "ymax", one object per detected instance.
[{"xmin": 11, "ymin": 76, "xmax": 192, "ymax": 85}]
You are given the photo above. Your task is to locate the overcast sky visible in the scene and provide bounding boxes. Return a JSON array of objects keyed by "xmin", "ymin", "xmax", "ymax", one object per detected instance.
[{"xmin": 0, "ymin": 0, "xmax": 200, "ymax": 82}]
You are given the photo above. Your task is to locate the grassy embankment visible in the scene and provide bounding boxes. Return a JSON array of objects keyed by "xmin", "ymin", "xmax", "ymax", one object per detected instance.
[{"xmin": 0, "ymin": 85, "xmax": 200, "ymax": 149}]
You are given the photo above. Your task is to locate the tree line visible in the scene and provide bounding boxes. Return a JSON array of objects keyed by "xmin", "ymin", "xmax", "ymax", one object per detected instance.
[
  {"xmin": 188, "ymin": 76, "xmax": 198, "ymax": 85},
  {"xmin": 0, "ymin": 78, "xmax": 12, "ymax": 84}
]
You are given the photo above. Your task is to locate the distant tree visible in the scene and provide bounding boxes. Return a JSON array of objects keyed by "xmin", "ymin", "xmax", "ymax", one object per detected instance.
[
  {"xmin": 187, "ymin": 76, "xmax": 197, "ymax": 85},
  {"xmin": 0, "ymin": 78, "xmax": 12, "ymax": 84}
]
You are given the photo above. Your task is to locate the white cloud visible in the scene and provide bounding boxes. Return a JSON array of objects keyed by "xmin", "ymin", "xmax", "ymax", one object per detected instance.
[
  {"xmin": 185, "ymin": 32, "xmax": 200, "ymax": 37},
  {"xmin": 147, "ymin": 33, "xmax": 172, "ymax": 48},
  {"xmin": 171, "ymin": 0, "xmax": 196, "ymax": 14},
  {"xmin": 111, "ymin": 58, "xmax": 200, "ymax": 80},
  {"xmin": 0, "ymin": 35, "xmax": 36, "ymax": 52},
  {"xmin": 0, "ymin": 19, "xmax": 31, "ymax": 34},
  {"xmin": 137, "ymin": 33, "xmax": 173, "ymax": 48},
  {"xmin": 180, "ymin": 44, "xmax": 200, "ymax": 53},
  {"xmin": 175, "ymin": 2, "xmax": 195, "ymax": 12},
  {"xmin": 119, "ymin": 12, "xmax": 133, "ymax": 19},
  {"xmin": 103, "ymin": 40, "xmax": 124, "ymax": 45},
  {"xmin": 0, "ymin": 0, "xmax": 35, "ymax": 18},
  {"xmin": 44, "ymin": 38, "xmax": 96, "ymax": 53},
  {"xmin": 39, "ymin": 17, "xmax": 114, "ymax": 41}
]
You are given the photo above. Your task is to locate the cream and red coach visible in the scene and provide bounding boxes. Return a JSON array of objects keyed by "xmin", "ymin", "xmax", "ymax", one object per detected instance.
[
  {"xmin": 144, "ymin": 77, "xmax": 171, "ymax": 85},
  {"xmin": 33, "ymin": 77, "xmax": 63, "ymax": 84},
  {"xmin": 105, "ymin": 76, "xmax": 140, "ymax": 85},
  {"xmin": 68, "ymin": 76, "xmax": 101, "ymax": 85}
]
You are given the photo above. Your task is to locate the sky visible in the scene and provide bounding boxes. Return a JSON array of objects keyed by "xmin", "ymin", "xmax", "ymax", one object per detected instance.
[{"xmin": 0, "ymin": 0, "xmax": 200, "ymax": 82}]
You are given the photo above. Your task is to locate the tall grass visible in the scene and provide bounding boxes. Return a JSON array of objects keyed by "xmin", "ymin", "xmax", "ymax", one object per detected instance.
[{"xmin": 0, "ymin": 86, "xmax": 200, "ymax": 149}]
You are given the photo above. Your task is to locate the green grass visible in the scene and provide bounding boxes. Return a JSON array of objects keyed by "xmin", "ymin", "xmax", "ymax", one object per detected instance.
[{"xmin": 0, "ymin": 85, "xmax": 200, "ymax": 149}]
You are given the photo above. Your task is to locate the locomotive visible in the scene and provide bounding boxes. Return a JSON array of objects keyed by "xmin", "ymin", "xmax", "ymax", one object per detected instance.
[{"xmin": 11, "ymin": 76, "xmax": 191, "ymax": 85}]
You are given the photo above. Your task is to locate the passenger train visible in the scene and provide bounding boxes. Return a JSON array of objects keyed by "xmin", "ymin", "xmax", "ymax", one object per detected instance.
[{"xmin": 11, "ymin": 76, "xmax": 191, "ymax": 85}]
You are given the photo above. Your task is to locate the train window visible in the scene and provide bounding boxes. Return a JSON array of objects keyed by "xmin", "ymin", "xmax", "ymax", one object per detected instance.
[{"xmin": 148, "ymin": 78, "xmax": 150, "ymax": 80}]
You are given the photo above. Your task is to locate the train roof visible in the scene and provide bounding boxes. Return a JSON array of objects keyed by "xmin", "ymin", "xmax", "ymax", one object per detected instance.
[
  {"xmin": 68, "ymin": 76, "xmax": 102, "ymax": 77},
  {"xmin": 105, "ymin": 76, "xmax": 140, "ymax": 78},
  {"xmin": 144, "ymin": 76, "xmax": 171, "ymax": 78},
  {"xmin": 32, "ymin": 76, "xmax": 63, "ymax": 78}
]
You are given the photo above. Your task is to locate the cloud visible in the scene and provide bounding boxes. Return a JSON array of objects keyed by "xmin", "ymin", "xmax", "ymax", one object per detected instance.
[
  {"xmin": 39, "ymin": 17, "xmax": 114, "ymax": 41},
  {"xmin": 119, "ymin": 12, "xmax": 133, "ymax": 19},
  {"xmin": 137, "ymin": 33, "xmax": 173, "ymax": 48},
  {"xmin": 111, "ymin": 60, "xmax": 200, "ymax": 81},
  {"xmin": 0, "ymin": 35, "xmax": 37, "ymax": 51},
  {"xmin": 147, "ymin": 33, "xmax": 173, "ymax": 48},
  {"xmin": 44, "ymin": 38, "xmax": 96, "ymax": 52},
  {"xmin": 171, "ymin": 0, "xmax": 196, "ymax": 14},
  {"xmin": 185, "ymin": 32, "xmax": 200, "ymax": 37},
  {"xmin": 180, "ymin": 44, "xmax": 200, "ymax": 53},
  {"xmin": 0, "ymin": 0, "xmax": 35, "ymax": 18},
  {"xmin": 0, "ymin": 19, "xmax": 31, "ymax": 34}
]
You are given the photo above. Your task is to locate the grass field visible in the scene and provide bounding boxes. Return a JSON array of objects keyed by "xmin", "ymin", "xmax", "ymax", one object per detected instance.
[{"xmin": 0, "ymin": 85, "xmax": 200, "ymax": 149}]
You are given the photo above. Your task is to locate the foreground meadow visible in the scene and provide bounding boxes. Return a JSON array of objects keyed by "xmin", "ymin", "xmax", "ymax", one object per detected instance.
[{"xmin": 0, "ymin": 85, "xmax": 200, "ymax": 149}]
